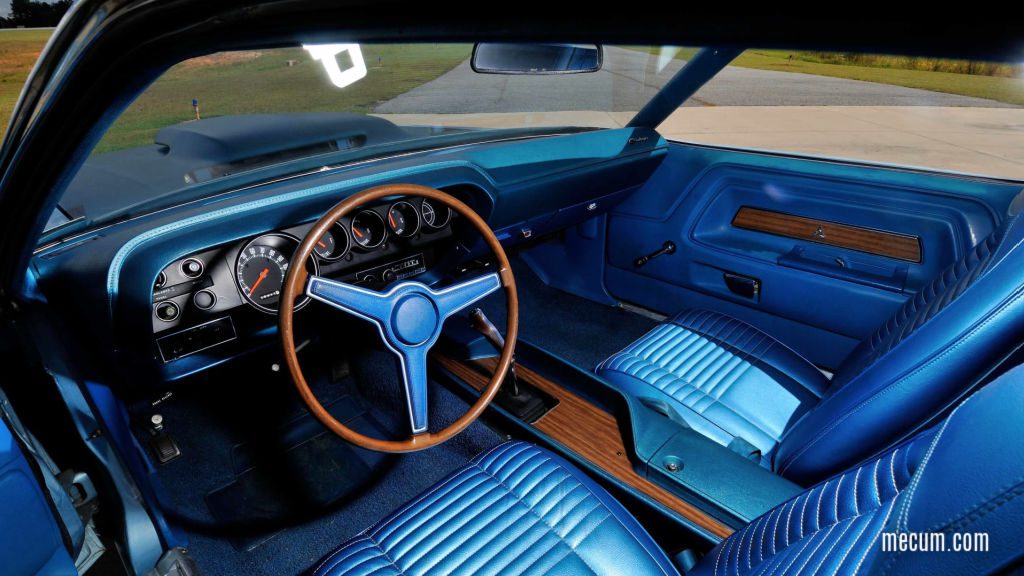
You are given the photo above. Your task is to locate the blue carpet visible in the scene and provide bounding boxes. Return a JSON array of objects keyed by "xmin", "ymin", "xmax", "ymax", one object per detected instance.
[
  {"xmin": 138, "ymin": 341, "xmax": 503, "ymax": 576},
  {"xmin": 475, "ymin": 255, "xmax": 658, "ymax": 370}
]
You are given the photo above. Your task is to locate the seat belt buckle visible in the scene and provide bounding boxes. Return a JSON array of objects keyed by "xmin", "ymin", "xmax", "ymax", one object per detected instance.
[{"xmin": 58, "ymin": 470, "xmax": 99, "ymax": 523}]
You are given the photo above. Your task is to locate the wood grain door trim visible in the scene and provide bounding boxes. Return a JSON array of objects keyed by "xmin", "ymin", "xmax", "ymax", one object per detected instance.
[
  {"xmin": 732, "ymin": 206, "xmax": 922, "ymax": 262},
  {"xmin": 433, "ymin": 354, "xmax": 734, "ymax": 539}
]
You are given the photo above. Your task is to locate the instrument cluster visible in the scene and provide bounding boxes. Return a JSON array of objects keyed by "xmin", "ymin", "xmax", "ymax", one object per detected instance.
[
  {"xmin": 230, "ymin": 198, "xmax": 451, "ymax": 313},
  {"xmin": 150, "ymin": 196, "xmax": 455, "ymax": 361}
]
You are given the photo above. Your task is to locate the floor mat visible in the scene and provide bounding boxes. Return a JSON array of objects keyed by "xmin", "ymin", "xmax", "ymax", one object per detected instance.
[
  {"xmin": 476, "ymin": 255, "xmax": 658, "ymax": 370},
  {"xmin": 204, "ymin": 395, "xmax": 390, "ymax": 551}
]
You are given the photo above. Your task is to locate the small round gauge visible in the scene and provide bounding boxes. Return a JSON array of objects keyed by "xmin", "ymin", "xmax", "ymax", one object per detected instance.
[
  {"xmin": 235, "ymin": 234, "xmax": 316, "ymax": 313},
  {"xmin": 350, "ymin": 210, "xmax": 386, "ymax": 249},
  {"xmin": 313, "ymin": 230, "xmax": 335, "ymax": 259},
  {"xmin": 313, "ymin": 224, "xmax": 350, "ymax": 261},
  {"xmin": 420, "ymin": 198, "xmax": 452, "ymax": 229},
  {"xmin": 387, "ymin": 201, "xmax": 420, "ymax": 238}
]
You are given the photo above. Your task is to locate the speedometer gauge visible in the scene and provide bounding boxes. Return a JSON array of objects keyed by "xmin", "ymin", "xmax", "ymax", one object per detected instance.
[
  {"xmin": 235, "ymin": 234, "xmax": 315, "ymax": 313},
  {"xmin": 238, "ymin": 249, "xmax": 287, "ymax": 308}
]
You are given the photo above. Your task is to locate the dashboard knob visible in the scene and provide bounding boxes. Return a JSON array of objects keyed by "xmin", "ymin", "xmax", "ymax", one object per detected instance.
[
  {"xmin": 181, "ymin": 258, "xmax": 204, "ymax": 278},
  {"xmin": 155, "ymin": 301, "xmax": 180, "ymax": 322},
  {"xmin": 382, "ymin": 269, "xmax": 396, "ymax": 282},
  {"xmin": 193, "ymin": 289, "xmax": 216, "ymax": 310}
]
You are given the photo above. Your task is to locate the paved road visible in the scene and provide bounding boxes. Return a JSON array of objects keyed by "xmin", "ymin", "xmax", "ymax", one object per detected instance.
[{"xmin": 375, "ymin": 46, "xmax": 1016, "ymax": 114}]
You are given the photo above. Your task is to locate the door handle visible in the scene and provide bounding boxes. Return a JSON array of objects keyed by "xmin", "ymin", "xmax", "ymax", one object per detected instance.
[{"xmin": 723, "ymin": 272, "xmax": 760, "ymax": 299}]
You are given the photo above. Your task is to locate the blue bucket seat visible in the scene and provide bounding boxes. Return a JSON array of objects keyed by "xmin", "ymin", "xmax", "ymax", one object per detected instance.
[
  {"xmin": 316, "ymin": 366, "xmax": 1024, "ymax": 576},
  {"xmin": 597, "ymin": 192, "xmax": 1024, "ymax": 483}
]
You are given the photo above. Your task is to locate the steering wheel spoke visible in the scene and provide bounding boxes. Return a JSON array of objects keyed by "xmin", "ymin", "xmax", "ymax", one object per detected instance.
[
  {"xmin": 395, "ymin": 345, "xmax": 430, "ymax": 434},
  {"xmin": 306, "ymin": 275, "xmax": 392, "ymax": 324},
  {"xmin": 432, "ymin": 272, "xmax": 502, "ymax": 319}
]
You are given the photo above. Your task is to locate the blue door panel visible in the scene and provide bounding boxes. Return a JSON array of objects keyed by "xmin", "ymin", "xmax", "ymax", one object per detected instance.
[
  {"xmin": 605, "ymin": 265, "xmax": 861, "ymax": 367},
  {"xmin": 0, "ymin": 419, "xmax": 76, "ymax": 576},
  {"xmin": 607, "ymin": 143, "xmax": 1022, "ymax": 368}
]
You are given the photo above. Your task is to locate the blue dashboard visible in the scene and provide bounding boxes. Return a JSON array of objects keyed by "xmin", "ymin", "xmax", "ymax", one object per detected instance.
[{"xmin": 30, "ymin": 126, "xmax": 667, "ymax": 386}]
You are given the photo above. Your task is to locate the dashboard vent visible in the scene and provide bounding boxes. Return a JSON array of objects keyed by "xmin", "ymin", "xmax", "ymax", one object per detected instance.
[{"xmin": 186, "ymin": 135, "xmax": 367, "ymax": 184}]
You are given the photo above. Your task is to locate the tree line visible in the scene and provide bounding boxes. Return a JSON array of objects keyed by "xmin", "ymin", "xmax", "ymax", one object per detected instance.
[{"xmin": 1, "ymin": 0, "xmax": 73, "ymax": 28}]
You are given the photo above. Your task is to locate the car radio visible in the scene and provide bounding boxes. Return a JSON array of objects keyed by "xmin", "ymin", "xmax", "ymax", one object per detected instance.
[{"xmin": 354, "ymin": 253, "xmax": 426, "ymax": 285}]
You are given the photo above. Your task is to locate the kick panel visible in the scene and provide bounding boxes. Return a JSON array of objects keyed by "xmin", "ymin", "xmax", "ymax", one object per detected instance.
[{"xmin": 732, "ymin": 206, "xmax": 922, "ymax": 263}]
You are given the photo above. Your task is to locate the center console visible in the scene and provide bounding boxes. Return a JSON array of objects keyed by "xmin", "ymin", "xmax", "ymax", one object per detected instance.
[{"xmin": 434, "ymin": 328, "xmax": 804, "ymax": 541}]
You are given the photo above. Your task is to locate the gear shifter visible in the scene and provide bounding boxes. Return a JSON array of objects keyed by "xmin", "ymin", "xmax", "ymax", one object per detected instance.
[
  {"xmin": 467, "ymin": 308, "xmax": 553, "ymax": 422},
  {"xmin": 468, "ymin": 308, "xmax": 519, "ymax": 395}
]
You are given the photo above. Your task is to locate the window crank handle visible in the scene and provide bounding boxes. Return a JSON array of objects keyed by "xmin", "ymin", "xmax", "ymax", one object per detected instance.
[{"xmin": 634, "ymin": 241, "xmax": 677, "ymax": 268}]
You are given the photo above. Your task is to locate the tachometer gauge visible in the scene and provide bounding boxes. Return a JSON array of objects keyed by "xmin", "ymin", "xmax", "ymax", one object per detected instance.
[
  {"xmin": 387, "ymin": 201, "xmax": 420, "ymax": 238},
  {"xmin": 235, "ymin": 234, "xmax": 315, "ymax": 313},
  {"xmin": 313, "ymin": 224, "xmax": 350, "ymax": 261},
  {"xmin": 420, "ymin": 198, "xmax": 452, "ymax": 229},
  {"xmin": 350, "ymin": 210, "xmax": 386, "ymax": 249}
]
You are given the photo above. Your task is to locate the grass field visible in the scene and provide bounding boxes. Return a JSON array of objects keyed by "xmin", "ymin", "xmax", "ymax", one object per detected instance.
[
  {"xmin": 730, "ymin": 50, "xmax": 1024, "ymax": 106},
  {"xmin": 97, "ymin": 44, "xmax": 470, "ymax": 152},
  {"xmin": 0, "ymin": 29, "xmax": 51, "ymax": 126},
  {"xmin": 640, "ymin": 47, "xmax": 1024, "ymax": 106}
]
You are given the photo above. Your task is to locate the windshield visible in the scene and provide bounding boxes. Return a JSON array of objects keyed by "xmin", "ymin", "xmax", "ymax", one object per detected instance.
[
  {"xmin": 49, "ymin": 43, "xmax": 674, "ymax": 233},
  {"xmin": 96, "ymin": 44, "xmax": 673, "ymax": 154},
  {"xmin": 50, "ymin": 43, "xmax": 1024, "ymax": 238}
]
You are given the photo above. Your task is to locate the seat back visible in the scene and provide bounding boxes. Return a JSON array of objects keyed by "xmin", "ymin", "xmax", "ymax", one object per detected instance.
[
  {"xmin": 774, "ymin": 190, "xmax": 1024, "ymax": 483},
  {"xmin": 690, "ymin": 365, "xmax": 1024, "ymax": 576}
]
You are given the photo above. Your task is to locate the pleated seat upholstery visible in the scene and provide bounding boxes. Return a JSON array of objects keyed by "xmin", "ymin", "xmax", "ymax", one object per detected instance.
[
  {"xmin": 597, "ymin": 309, "xmax": 828, "ymax": 458},
  {"xmin": 690, "ymin": 436, "xmax": 922, "ymax": 576},
  {"xmin": 689, "ymin": 365, "xmax": 1024, "ymax": 576},
  {"xmin": 313, "ymin": 441, "xmax": 678, "ymax": 576}
]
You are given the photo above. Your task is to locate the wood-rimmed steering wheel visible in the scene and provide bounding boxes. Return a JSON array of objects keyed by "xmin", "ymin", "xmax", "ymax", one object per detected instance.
[{"xmin": 280, "ymin": 184, "xmax": 517, "ymax": 453}]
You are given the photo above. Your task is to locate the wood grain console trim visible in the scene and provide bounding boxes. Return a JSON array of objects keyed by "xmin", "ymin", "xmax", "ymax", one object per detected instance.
[
  {"xmin": 433, "ymin": 354, "xmax": 734, "ymax": 539},
  {"xmin": 732, "ymin": 206, "xmax": 922, "ymax": 262}
]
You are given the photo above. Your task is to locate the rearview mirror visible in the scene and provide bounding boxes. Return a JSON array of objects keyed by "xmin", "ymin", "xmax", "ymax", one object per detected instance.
[{"xmin": 471, "ymin": 43, "xmax": 602, "ymax": 74}]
